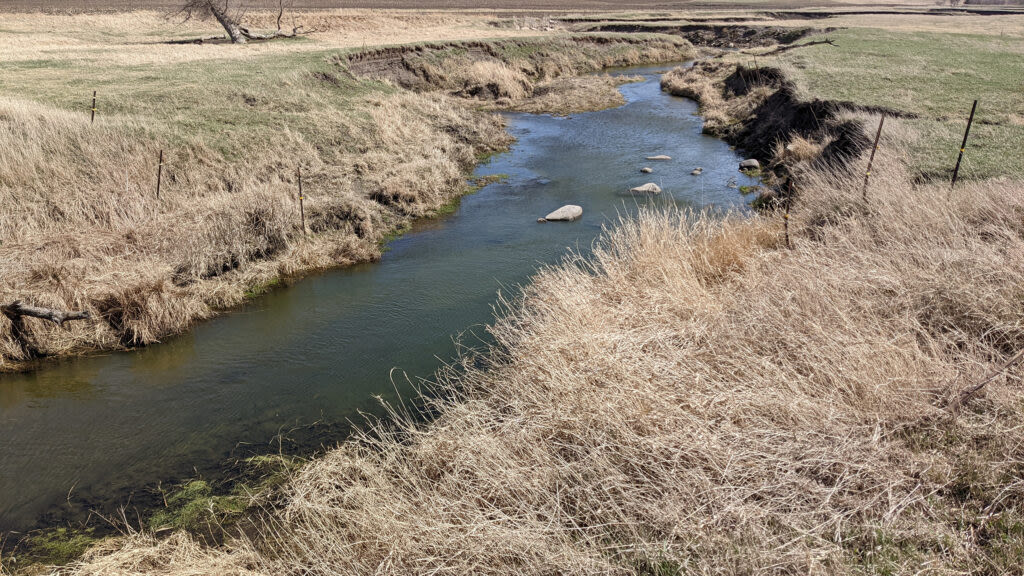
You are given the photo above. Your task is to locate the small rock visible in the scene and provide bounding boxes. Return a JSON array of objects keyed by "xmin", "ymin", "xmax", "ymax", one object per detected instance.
[
  {"xmin": 537, "ymin": 218, "xmax": 547, "ymax": 223},
  {"xmin": 629, "ymin": 183, "xmax": 662, "ymax": 194},
  {"xmin": 542, "ymin": 205, "xmax": 583, "ymax": 221},
  {"xmin": 739, "ymin": 159, "xmax": 760, "ymax": 170},
  {"xmin": 646, "ymin": 155, "xmax": 672, "ymax": 161},
  {"xmin": 691, "ymin": 167, "xmax": 703, "ymax": 175},
  {"xmin": 641, "ymin": 167, "xmax": 653, "ymax": 174}
]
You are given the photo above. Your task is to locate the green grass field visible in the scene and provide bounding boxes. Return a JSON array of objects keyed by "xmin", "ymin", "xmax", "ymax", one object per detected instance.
[{"xmin": 776, "ymin": 27, "xmax": 1024, "ymax": 180}]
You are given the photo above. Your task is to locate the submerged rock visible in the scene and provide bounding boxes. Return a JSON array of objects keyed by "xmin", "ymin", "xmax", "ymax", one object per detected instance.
[
  {"xmin": 646, "ymin": 155, "xmax": 672, "ymax": 161},
  {"xmin": 691, "ymin": 167, "xmax": 703, "ymax": 175},
  {"xmin": 641, "ymin": 167, "xmax": 653, "ymax": 173},
  {"xmin": 629, "ymin": 183, "xmax": 662, "ymax": 194},
  {"xmin": 740, "ymin": 159, "xmax": 760, "ymax": 170},
  {"xmin": 541, "ymin": 204, "xmax": 583, "ymax": 222}
]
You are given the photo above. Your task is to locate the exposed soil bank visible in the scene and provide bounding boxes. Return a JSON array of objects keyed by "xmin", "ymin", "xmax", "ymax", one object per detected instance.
[
  {"xmin": 578, "ymin": 23, "xmax": 820, "ymax": 48},
  {"xmin": 344, "ymin": 34, "xmax": 691, "ymax": 99},
  {"xmin": 661, "ymin": 60, "xmax": 889, "ymax": 197}
]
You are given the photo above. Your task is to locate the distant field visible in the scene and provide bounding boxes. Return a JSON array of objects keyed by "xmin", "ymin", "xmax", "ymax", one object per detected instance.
[{"xmin": 0, "ymin": 0, "xmax": 945, "ymax": 13}]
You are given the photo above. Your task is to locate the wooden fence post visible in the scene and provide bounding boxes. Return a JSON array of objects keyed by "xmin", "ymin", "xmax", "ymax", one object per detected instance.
[
  {"xmin": 297, "ymin": 166, "xmax": 306, "ymax": 236},
  {"xmin": 155, "ymin": 149, "xmax": 164, "ymax": 199},
  {"xmin": 784, "ymin": 181, "xmax": 794, "ymax": 250},
  {"xmin": 861, "ymin": 113, "xmax": 885, "ymax": 202},
  {"xmin": 950, "ymin": 99, "xmax": 977, "ymax": 189},
  {"xmin": 90, "ymin": 91, "xmax": 97, "ymax": 124}
]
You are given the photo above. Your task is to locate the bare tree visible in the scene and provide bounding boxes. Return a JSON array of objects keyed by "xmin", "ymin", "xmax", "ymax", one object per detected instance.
[
  {"xmin": 175, "ymin": 0, "xmax": 307, "ymax": 44},
  {"xmin": 178, "ymin": 0, "xmax": 249, "ymax": 44}
]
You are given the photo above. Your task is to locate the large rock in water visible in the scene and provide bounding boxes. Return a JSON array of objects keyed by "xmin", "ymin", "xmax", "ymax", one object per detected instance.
[
  {"xmin": 629, "ymin": 183, "xmax": 662, "ymax": 194},
  {"xmin": 540, "ymin": 204, "xmax": 583, "ymax": 222},
  {"xmin": 740, "ymin": 158, "xmax": 760, "ymax": 170},
  {"xmin": 646, "ymin": 155, "xmax": 672, "ymax": 161}
]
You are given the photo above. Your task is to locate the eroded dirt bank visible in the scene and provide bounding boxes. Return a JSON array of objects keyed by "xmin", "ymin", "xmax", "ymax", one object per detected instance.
[
  {"xmin": 576, "ymin": 22, "xmax": 821, "ymax": 48},
  {"xmin": 661, "ymin": 60, "xmax": 887, "ymax": 202}
]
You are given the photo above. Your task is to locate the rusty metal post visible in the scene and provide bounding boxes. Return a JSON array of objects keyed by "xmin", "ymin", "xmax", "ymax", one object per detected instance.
[
  {"xmin": 951, "ymin": 100, "xmax": 977, "ymax": 189},
  {"xmin": 90, "ymin": 91, "xmax": 97, "ymax": 124},
  {"xmin": 298, "ymin": 166, "xmax": 306, "ymax": 236},
  {"xmin": 156, "ymin": 149, "xmax": 163, "ymax": 199},
  {"xmin": 861, "ymin": 113, "xmax": 885, "ymax": 202}
]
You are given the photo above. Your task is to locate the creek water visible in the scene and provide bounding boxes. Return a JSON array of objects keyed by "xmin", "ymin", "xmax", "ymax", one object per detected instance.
[{"xmin": 0, "ymin": 65, "xmax": 757, "ymax": 532}]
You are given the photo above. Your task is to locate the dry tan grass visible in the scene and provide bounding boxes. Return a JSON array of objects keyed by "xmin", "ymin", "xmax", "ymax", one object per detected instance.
[
  {"xmin": 0, "ymin": 14, "xmax": 691, "ymax": 370},
  {"xmin": 0, "ymin": 87, "xmax": 511, "ymax": 367},
  {"xmin": 738, "ymin": 13, "xmax": 1024, "ymax": 37},
  {"xmin": 0, "ymin": 10, "xmax": 553, "ymax": 67},
  {"xmin": 661, "ymin": 62, "xmax": 776, "ymax": 139},
  {"xmin": 776, "ymin": 133, "xmax": 827, "ymax": 163},
  {"xmin": 464, "ymin": 61, "xmax": 534, "ymax": 99},
  {"xmin": 52, "ymin": 132, "xmax": 1024, "ymax": 573},
  {"xmin": 495, "ymin": 74, "xmax": 643, "ymax": 116}
]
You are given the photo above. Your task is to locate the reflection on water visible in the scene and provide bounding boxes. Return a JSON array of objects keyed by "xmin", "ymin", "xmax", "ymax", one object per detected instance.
[{"xmin": 0, "ymin": 65, "xmax": 757, "ymax": 531}]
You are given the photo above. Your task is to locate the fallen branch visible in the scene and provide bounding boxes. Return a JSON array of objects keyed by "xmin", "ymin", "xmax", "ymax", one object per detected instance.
[
  {"xmin": 1, "ymin": 300, "xmax": 91, "ymax": 327},
  {"xmin": 745, "ymin": 38, "xmax": 837, "ymax": 56},
  {"xmin": 946, "ymin": 348, "xmax": 1024, "ymax": 413},
  {"xmin": 165, "ymin": 35, "xmax": 226, "ymax": 44},
  {"xmin": 238, "ymin": 25, "xmax": 309, "ymax": 40}
]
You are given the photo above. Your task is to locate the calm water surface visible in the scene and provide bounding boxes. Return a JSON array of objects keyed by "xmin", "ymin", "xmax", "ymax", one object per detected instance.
[{"xmin": 0, "ymin": 65, "xmax": 757, "ymax": 531}]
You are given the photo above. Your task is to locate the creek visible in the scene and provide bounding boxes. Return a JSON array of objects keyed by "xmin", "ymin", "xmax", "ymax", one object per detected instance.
[{"xmin": 0, "ymin": 64, "xmax": 757, "ymax": 531}]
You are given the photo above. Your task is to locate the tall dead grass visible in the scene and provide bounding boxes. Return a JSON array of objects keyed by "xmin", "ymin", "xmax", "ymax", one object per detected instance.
[
  {"xmin": 54, "ymin": 137, "xmax": 1024, "ymax": 573},
  {"xmin": 0, "ymin": 90, "xmax": 510, "ymax": 368},
  {"xmin": 1, "ymin": 31, "xmax": 690, "ymax": 370}
]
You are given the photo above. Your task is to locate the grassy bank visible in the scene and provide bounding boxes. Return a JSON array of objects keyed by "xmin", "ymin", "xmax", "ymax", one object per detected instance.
[
  {"xmin": 0, "ymin": 12, "xmax": 693, "ymax": 371},
  {"xmin": 45, "ymin": 138, "xmax": 1024, "ymax": 574}
]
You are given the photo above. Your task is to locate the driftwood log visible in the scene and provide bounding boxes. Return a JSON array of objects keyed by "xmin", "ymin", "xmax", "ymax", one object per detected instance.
[
  {"xmin": 2, "ymin": 300, "xmax": 91, "ymax": 326},
  {"xmin": 2, "ymin": 300, "xmax": 91, "ymax": 358}
]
